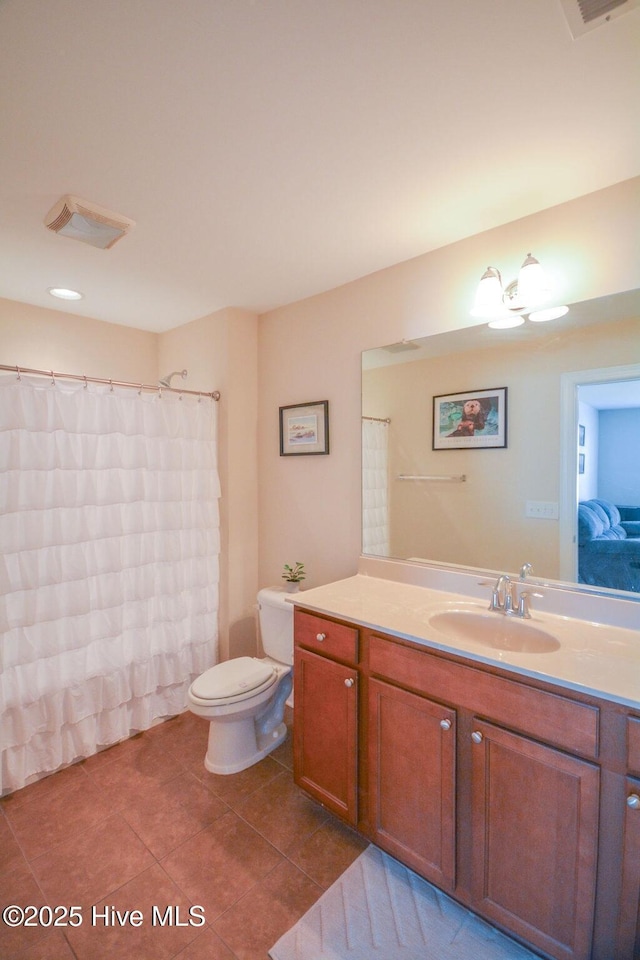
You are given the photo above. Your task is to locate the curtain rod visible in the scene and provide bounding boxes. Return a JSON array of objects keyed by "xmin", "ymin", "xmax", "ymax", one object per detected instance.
[
  {"xmin": 0, "ymin": 364, "xmax": 220, "ymax": 400},
  {"xmin": 362, "ymin": 415, "xmax": 390, "ymax": 423}
]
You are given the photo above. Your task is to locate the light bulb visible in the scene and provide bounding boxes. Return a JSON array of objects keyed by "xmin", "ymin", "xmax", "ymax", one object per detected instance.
[
  {"xmin": 517, "ymin": 254, "xmax": 549, "ymax": 308},
  {"xmin": 471, "ymin": 267, "xmax": 504, "ymax": 317}
]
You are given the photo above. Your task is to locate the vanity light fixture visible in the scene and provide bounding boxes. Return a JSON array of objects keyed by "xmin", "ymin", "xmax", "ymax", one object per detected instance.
[{"xmin": 471, "ymin": 253, "xmax": 568, "ymax": 329}]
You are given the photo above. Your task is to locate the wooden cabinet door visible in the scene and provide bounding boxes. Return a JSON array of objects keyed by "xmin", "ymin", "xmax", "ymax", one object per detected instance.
[
  {"xmin": 616, "ymin": 777, "xmax": 640, "ymax": 959},
  {"xmin": 470, "ymin": 719, "xmax": 600, "ymax": 960},
  {"xmin": 368, "ymin": 678, "xmax": 456, "ymax": 890},
  {"xmin": 293, "ymin": 646, "xmax": 358, "ymax": 824}
]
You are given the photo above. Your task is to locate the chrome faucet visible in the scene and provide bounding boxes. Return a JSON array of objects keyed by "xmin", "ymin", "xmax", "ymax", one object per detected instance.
[
  {"xmin": 489, "ymin": 574, "xmax": 514, "ymax": 613},
  {"xmin": 489, "ymin": 573, "xmax": 542, "ymax": 618}
]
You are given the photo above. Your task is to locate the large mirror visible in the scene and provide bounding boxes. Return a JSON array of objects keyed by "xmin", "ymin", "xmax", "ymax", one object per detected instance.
[{"xmin": 361, "ymin": 289, "xmax": 640, "ymax": 598}]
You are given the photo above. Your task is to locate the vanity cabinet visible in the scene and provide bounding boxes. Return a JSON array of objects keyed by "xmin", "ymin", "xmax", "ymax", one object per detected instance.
[
  {"xmin": 617, "ymin": 776, "xmax": 640, "ymax": 958},
  {"xmin": 368, "ymin": 678, "xmax": 456, "ymax": 890},
  {"xmin": 615, "ymin": 716, "xmax": 640, "ymax": 957},
  {"xmin": 293, "ymin": 604, "xmax": 635, "ymax": 960},
  {"xmin": 293, "ymin": 611, "xmax": 359, "ymax": 825},
  {"xmin": 469, "ymin": 719, "xmax": 599, "ymax": 960},
  {"xmin": 367, "ymin": 630, "xmax": 600, "ymax": 960}
]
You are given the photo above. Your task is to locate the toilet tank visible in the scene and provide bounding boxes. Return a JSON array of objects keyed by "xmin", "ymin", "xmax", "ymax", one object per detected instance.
[{"xmin": 257, "ymin": 587, "xmax": 294, "ymax": 666}]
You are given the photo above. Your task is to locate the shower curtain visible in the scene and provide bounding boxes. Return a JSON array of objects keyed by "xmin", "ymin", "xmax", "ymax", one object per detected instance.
[
  {"xmin": 0, "ymin": 374, "xmax": 220, "ymax": 795},
  {"xmin": 362, "ymin": 418, "xmax": 389, "ymax": 556}
]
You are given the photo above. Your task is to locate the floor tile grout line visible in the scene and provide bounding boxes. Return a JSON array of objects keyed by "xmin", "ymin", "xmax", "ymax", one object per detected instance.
[
  {"xmin": 208, "ymin": 854, "xmax": 322, "ymax": 956},
  {"xmin": 13, "ymin": 804, "xmax": 124, "ymax": 866},
  {"xmin": 157, "ymin": 804, "xmax": 288, "ymax": 879},
  {"xmin": 0, "ymin": 761, "xmax": 93, "ymax": 813}
]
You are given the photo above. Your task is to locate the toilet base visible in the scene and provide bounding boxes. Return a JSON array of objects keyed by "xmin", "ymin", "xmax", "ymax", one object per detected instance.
[{"xmin": 203, "ymin": 717, "xmax": 288, "ymax": 775}]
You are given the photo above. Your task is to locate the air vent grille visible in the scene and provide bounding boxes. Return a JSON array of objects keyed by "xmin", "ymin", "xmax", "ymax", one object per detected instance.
[
  {"xmin": 579, "ymin": 0, "xmax": 628, "ymax": 22},
  {"xmin": 44, "ymin": 195, "xmax": 135, "ymax": 249},
  {"xmin": 559, "ymin": 0, "xmax": 639, "ymax": 36}
]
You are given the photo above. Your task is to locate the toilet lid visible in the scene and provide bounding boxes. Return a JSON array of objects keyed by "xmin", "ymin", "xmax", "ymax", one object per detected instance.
[{"xmin": 191, "ymin": 657, "xmax": 276, "ymax": 701}]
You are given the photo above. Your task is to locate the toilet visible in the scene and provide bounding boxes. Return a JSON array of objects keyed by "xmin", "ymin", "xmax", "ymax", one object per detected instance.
[{"xmin": 187, "ymin": 587, "xmax": 294, "ymax": 774}]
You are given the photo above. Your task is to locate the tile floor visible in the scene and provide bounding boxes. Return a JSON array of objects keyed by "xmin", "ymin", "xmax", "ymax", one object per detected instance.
[{"xmin": 0, "ymin": 709, "xmax": 368, "ymax": 960}]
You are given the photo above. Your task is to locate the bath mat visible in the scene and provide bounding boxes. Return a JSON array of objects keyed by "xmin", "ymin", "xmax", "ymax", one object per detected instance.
[{"xmin": 270, "ymin": 845, "xmax": 539, "ymax": 960}]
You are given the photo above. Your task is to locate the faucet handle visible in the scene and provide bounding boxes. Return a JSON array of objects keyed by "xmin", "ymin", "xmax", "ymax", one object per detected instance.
[
  {"xmin": 516, "ymin": 590, "xmax": 543, "ymax": 619},
  {"xmin": 488, "ymin": 588, "xmax": 501, "ymax": 611}
]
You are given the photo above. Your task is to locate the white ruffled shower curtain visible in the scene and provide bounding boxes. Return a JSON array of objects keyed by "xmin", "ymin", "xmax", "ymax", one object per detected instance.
[
  {"xmin": 0, "ymin": 374, "xmax": 220, "ymax": 795},
  {"xmin": 362, "ymin": 418, "xmax": 389, "ymax": 556}
]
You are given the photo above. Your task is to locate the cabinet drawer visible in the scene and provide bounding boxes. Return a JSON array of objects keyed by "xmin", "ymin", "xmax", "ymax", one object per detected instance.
[
  {"xmin": 369, "ymin": 633, "xmax": 599, "ymax": 758},
  {"xmin": 295, "ymin": 609, "xmax": 359, "ymax": 664},
  {"xmin": 627, "ymin": 717, "xmax": 640, "ymax": 775}
]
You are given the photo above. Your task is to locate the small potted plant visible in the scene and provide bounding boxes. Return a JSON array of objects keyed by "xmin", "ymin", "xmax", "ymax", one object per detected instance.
[{"xmin": 282, "ymin": 562, "xmax": 306, "ymax": 593}]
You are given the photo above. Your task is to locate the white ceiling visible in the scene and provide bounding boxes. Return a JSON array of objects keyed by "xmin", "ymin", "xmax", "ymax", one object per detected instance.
[
  {"xmin": 579, "ymin": 379, "xmax": 640, "ymax": 409},
  {"xmin": 1, "ymin": 0, "xmax": 638, "ymax": 333}
]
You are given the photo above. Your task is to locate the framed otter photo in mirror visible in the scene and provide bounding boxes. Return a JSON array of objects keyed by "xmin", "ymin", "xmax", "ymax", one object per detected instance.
[{"xmin": 433, "ymin": 387, "xmax": 507, "ymax": 450}]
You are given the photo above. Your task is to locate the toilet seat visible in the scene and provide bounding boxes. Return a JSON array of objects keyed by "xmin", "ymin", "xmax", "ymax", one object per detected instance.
[{"xmin": 189, "ymin": 657, "xmax": 278, "ymax": 706}]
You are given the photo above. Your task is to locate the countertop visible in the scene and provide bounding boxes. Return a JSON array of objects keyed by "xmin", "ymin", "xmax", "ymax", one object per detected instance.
[{"xmin": 291, "ymin": 574, "xmax": 640, "ymax": 709}]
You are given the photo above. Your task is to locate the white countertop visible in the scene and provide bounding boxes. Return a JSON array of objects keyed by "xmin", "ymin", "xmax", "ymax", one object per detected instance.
[{"xmin": 292, "ymin": 574, "xmax": 640, "ymax": 710}]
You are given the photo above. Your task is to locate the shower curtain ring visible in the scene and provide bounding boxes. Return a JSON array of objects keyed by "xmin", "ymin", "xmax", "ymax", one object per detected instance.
[
  {"xmin": 139, "ymin": 383, "xmax": 143, "ymax": 396},
  {"xmin": 50, "ymin": 370, "xmax": 55, "ymax": 385},
  {"xmin": 15, "ymin": 365, "xmax": 21, "ymax": 380},
  {"xmin": 83, "ymin": 375, "xmax": 88, "ymax": 390}
]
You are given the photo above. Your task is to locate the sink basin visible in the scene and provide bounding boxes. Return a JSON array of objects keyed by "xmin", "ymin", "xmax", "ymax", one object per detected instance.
[{"xmin": 428, "ymin": 610, "xmax": 560, "ymax": 654}]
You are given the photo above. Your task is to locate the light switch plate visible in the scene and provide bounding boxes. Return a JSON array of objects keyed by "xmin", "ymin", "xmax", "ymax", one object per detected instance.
[{"xmin": 525, "ymin": 500, "xmax": 559, "ymax": 519}]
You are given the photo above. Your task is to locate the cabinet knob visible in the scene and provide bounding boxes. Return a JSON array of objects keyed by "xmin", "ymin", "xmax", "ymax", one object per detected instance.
[
  {"xmin": 316, "ymin": 633, "xmax": 326, "ymax": 642},
  {"xmin": 344, "ymin": 677, "xmax": 355, "ymax": 688},
  {"xmin": 471, "ymin": 731, "xmax": 483, "ymax": 744},
  {"xmin": 628, "ymin": 794, "xmax": 640, "ymax": 810},
  {"xmin": 440, "ymin": 718, "xmax": 452, "ymax": 731}
]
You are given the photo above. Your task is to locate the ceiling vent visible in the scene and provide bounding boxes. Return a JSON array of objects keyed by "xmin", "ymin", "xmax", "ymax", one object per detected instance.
[
  {"xmin": 44, "ymin": 195, "xmax": 135, "ymax": 249},
  {"xmin": 559, "ymin": 0, "xmax": 640, "ymax": 37}
]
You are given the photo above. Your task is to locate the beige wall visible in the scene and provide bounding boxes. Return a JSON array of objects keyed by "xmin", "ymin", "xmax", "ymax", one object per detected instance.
[
  {"xmin": 363, "ymin": 315, "xmax": 640, "ymax": 578},
  {"xmin": 258, "ymin": 178, "xmax": 640, "ymax": 589},
  {"xmin": 0, "ymin": 298, "xmax": 158, "ymax": 383}
]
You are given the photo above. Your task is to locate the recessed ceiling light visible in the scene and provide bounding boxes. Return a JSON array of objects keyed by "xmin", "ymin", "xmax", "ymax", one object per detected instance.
[
  {"xmin": 528, "ymin": 305, "xmax": 569, "ymax": 322},
  {"xmin": 48, "ymin": 287, "xmax": 84, "ymax": 301}
]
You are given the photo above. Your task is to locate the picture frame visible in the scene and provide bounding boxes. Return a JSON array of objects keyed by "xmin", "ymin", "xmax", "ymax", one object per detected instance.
[
  {"xmin": 279, "ymin": 400, "xmax": 330, "ymax": 456},
  {"xmin": 579, "ymin": 453, "xmax": 585, "ymax": 474},
  {"xmin": 579, "ymin": 424, "xmax": 585, "ymax": 446},
  {"xmin": 433, "ymin": 387, "xmax": 507, "ymax": 450}
]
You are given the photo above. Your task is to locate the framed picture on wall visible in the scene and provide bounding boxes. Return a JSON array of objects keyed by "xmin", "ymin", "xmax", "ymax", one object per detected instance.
[
  {"xmin": 579, "ymin": 424, "xmax": 585, "ymax": 446},
  {"xmin": 579, "ymin": 453, "xmax": 585, "ymax": 474},
  {"xmin": 433, "ymin": 387, "xmax": 507, "ymax": 450},
  {"xmin": 279, "ymin": 400, "xmax": 330, "ymax": 456}
]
